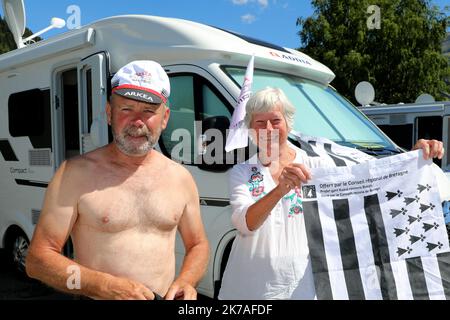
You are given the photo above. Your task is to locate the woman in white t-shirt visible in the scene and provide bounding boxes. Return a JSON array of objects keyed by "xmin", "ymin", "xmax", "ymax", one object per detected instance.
[{"xmin": 218, "ymin": 87, "xmax": 332, "ymax": 300}]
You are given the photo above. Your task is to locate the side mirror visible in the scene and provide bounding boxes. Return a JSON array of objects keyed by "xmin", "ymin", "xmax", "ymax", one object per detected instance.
[
  {"xmin": 198, "ymin": 116, "xmax": 254, "ymax": 172},
  {"xmin": 198, "ymin": 116, "xmax": 232, "ymax": 172}
]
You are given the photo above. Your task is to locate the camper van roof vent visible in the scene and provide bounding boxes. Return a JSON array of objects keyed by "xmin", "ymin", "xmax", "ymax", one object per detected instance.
[{"xmin": 212, "ymin": 26, "xmax": 290, "ymax": 54}]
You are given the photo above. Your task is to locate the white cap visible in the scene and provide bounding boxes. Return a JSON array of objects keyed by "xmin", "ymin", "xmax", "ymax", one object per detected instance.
[{"xmin": 111, "ymin": 60, "xmax": 170, "ymax": 104}]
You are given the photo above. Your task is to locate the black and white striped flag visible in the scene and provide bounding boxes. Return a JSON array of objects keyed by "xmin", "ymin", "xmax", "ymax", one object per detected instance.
[{"xmin": 302, "ymin": 150, "xmax": 450, "ymax": 300}]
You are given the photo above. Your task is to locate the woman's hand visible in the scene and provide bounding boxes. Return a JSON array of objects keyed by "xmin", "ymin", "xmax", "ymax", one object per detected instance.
[
  {"xmin": 413, "ymin": 139, "xmax": 444, "ymax": 160},
  {"xmin": 277, "ymin": 163, "xmax": 312, "ymax": 195}
]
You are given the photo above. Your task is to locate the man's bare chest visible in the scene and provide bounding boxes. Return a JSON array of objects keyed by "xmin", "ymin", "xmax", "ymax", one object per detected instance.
[{"xmin": 77, "ymin": 178, "xmax": 185, "ymax": 233}]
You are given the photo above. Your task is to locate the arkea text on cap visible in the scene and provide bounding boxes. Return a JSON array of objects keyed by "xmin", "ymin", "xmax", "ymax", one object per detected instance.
[{"xmin": 111, "ymin": 60, "xmax": 170, "ymax": 105}]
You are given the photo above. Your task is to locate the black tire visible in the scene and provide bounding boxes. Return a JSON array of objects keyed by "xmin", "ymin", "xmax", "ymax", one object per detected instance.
[
  {"xmin": 7, "ymin": 230, "xmax": 29, "ymax": 274},
  {"xmin": 214, "ymin": 238, "xmax": 234, "ymax": 299},
  {"xmin": 63, "ymin": 237, "xmax": 74, "ymax": 259}
]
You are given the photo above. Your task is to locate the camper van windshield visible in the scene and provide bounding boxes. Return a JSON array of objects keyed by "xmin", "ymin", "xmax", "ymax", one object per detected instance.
[{"xmin": 224, "ymin": 67, "xmax": 396, "ymax": 151}]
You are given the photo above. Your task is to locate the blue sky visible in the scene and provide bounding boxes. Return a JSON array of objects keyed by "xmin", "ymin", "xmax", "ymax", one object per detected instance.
[{"xmin": 0, "ymin": 0, "xmax": 448, "ymax": 49}]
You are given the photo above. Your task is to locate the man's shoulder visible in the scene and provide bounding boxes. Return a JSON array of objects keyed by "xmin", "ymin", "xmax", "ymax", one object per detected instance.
[
  {"xmin": 61, "ymin": 147, "xmax": 107, "ymax": 176},
  {"xmin": 156, "ymin": 156, "xmax": 198, "ymax": 196},
  {"xmin": 68, "ymin": 150, "xmax": 101, "ymax": 166},
  {"xmin": 157, "ymin": 153, "xmax": 192, "ymax": 179}
]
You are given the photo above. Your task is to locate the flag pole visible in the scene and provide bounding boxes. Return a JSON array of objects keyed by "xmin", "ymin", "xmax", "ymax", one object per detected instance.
[{"xmin": 225, "ymin": 55, "xmax": 255, "ymax": 153}]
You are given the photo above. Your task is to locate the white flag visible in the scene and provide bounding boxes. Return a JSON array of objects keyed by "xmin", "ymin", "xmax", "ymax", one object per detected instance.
[{"xmin": 225, "ymin": 55, "xmax": 254, "ymax": 152}]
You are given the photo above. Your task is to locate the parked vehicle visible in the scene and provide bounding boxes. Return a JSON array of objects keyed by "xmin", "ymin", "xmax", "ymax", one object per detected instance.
[
  {"xmin": 360, "ymin": 101, "xmax": 450, "ymax": 180},
  {"xmin": 0, "ymin": 0, "xmax": 429, "ymax": 297}
]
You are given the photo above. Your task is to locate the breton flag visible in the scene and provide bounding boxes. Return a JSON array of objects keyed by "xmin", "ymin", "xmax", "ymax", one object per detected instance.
[
  {"xmin": 302, "ymin": 150, "xmax": 450, "ymax": 300},
  {"xmin": 225, "ymin": 55, "xmax": 254, "ymax": 152}
]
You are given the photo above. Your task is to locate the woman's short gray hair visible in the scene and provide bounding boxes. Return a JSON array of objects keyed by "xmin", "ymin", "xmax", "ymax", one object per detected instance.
[{"xmin": 244, "ymin": 87, "xmax": 296, "ymax": 131}]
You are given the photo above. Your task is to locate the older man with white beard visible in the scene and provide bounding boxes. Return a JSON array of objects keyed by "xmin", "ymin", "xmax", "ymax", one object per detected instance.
[{"xmin": 26, "ymin": 61, "xmax": 210, "ymax": 300}]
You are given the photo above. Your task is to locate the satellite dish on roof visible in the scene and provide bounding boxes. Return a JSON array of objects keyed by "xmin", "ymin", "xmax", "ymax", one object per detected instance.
[
  {"xmin": 1, "ymin": 0, "xmax": 26, "ymax": 49},
  {"xmin": 355, "ymin": 81, "xmax": 375, "ymax": 106},
  {"xmin": 415, "ymin": 93, "xmax": 435, "ymax": 104}
]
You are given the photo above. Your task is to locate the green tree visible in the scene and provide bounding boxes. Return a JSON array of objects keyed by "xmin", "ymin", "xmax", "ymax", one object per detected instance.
[
  {"xmin": 297, "ymin": 0, "xmax": 450, "ymax": 104},
  {"xmin": 0, "ymin": 15, "xmax": 41, "ymax": 54}
]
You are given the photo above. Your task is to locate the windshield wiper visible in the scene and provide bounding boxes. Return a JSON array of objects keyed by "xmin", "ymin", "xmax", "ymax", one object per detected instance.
[{"xmin": 355, "ymin": 146, "xmax": 404, "ymax": 155}]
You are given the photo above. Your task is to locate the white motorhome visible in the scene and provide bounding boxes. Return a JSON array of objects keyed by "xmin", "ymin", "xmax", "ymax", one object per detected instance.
[{"xmin": 0, "ymin": 1, "xmax": 419, "ymax": 298}]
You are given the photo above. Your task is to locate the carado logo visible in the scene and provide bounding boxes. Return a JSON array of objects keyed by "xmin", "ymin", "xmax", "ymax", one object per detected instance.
[{"xmin": 269, "ymin": 51, "xmax": 312, "ymax": 66}]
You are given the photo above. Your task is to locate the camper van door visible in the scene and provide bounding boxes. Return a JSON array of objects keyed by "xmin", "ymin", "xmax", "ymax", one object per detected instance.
[{"xmin": 77, "ymin": 53, "xmax": 109, "ymax": 154}]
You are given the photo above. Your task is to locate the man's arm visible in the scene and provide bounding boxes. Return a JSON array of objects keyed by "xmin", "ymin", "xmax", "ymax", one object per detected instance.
[
  {"xmin": 165, "ymin": 169, "xmax": 210, "ymax": 300},
  {"xmin": 26, "ymin": 159, "xmax": 155, "ymax": 300}
]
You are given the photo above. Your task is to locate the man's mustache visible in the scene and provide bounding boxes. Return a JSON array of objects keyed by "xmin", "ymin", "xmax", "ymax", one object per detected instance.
[{"xmin": 124, "ymin": 126, "xmax": 151, "ymax": 137}]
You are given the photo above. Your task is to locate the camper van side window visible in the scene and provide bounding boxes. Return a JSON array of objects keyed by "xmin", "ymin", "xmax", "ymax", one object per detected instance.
[
  {"xmin": 417, "ymin": 116, "xmax": 443, "ymax": 167},
  {"xmin": 86, "ymin": 69, "xmax": 93, "ymax": 132},
  {"xmin": 8, "ymin": 89, "xmax": 52, "ymax": 149},
  {"xmin": 161, "ymin": 75, "xmax": 196, "ymax": 163},
  {"xmin": 377, "ymin": 124, "xmax": 414, "ymax": 150}
]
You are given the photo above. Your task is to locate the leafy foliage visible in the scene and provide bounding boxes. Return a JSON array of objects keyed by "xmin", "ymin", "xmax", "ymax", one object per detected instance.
[
  {"xmin": 297, "ymin": 0, "xmax": 450, "ymax": 104},
  {"xmin": 0, "ymin": 15, "xmax": 41, "ymax": 54}
]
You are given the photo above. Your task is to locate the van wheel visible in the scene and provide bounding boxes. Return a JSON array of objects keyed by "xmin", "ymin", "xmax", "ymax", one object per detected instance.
[
  {"xmin": 214, "ymin": 238, "xmax": 234, "ymax": 299},
  {"xmin": 8, "ymin": 231, "xmax": 29, "ymax": 274}
]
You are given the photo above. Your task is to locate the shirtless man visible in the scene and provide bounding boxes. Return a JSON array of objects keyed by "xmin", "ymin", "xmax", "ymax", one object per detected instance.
[{"xmin": 26, "ymin": 60, "xmax": 210, "ymax": 300}]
